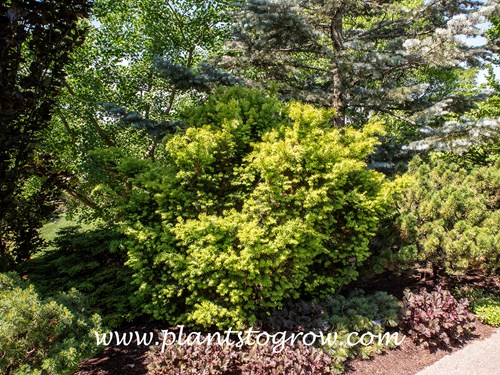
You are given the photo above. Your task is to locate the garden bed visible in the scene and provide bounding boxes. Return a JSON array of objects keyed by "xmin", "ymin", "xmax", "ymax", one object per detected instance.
[
  {"xmin": 74, "ymin": 271, "xmax": 499, "ymax": 375},
  {"xmin": 74, "ymin": 322, "xmax": 497, "ymax": 375}
]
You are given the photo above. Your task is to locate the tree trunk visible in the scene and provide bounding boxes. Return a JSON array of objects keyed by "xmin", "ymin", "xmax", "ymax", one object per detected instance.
[
  {"xmin": 330, "ymin": 8, "xmax": 345, "ymax": 127},
  {"xmin": 331, "ymin": 62, "xmax": 345, "ymax": 127}
]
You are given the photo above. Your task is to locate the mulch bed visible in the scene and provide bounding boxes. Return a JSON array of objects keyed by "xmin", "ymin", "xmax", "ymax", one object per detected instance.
[
  {"xmin": 75, "ymin": 332, "xmax": 150, "ymax": 375},
  {"xmin": 344, "ymin": 321, "xmax": 497, "ymax": 375}
]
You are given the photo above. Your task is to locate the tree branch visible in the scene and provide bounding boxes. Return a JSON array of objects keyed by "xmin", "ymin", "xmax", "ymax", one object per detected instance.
[
  {"xmin": 63, "ymin": 187, "xmax": 100, "ymax": 212},
  {"xmin": 62, "ymin": 78, "xmax": 116, "ymax": 147}
]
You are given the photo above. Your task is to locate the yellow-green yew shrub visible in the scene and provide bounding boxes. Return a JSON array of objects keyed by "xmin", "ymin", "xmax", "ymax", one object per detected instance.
[
  {"xmin": 123, "ymin": 88, "xmax": 390, "ymax": 329},
  {"xmin": 396, "ymin": 155, "xmax": 500, "ymax": 275}
]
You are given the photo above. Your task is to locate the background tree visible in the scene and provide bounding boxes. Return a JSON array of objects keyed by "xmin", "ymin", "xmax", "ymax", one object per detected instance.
[
  {"xmin": 0, "ymin": 0, "xmax": 90, "ymax": 268},
  {"xmin": 46, "ymin": 0, "xmax": 237, "ymax": 220},
  {"xmin": 404, "ymin": 4, "xmax": 500, "ymax": 157},
  {"xmin": 224, "ymin": 0, "xmax": 492, "ymax": 128}
]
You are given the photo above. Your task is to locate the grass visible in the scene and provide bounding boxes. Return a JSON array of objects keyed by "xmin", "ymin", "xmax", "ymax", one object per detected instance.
[{"xmin": 39, "ymin": 213, "xmax": 100, "ymax": 251}]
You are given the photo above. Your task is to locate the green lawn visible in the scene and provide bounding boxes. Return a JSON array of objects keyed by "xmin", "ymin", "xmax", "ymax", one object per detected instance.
[{"xmin": 39, "ymin": 213, "xmax": 99, "ymax": 250}]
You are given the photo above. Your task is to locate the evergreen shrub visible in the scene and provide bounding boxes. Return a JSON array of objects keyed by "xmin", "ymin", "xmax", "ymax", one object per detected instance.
[
  {"xmin": 122, "ymin": 87, "xmax": 390, "ymax": 329},
  {"xmin": 395, "ymin": 155, "xmax": 499, "ymax": 275},
  {"xmin": 21, "ymin": 225, "xmax": 139, "ymax": 328},
  {"xmin": 0, "ymin": 272, "xmax": 101, "ymax": 374}
]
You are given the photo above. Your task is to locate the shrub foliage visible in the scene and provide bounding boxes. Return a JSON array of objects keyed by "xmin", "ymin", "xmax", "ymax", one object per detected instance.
[
  {"xmin": 147, "ymin": 336, "xmax": 240, "ymax": 375},
  {"xmin": 239, "ymin": 343, "xmax": 333, "ymax": 375},
  {"xmin": 21, "ymin": 225, "xmax": 139, "ymax": 328},
  {"xmin": 120, "ymin": 87, "xmax": 389, "ymax": 329},
  {"xmin": 396, "ymin": 156, "xmax": 499, "ymax": 275},
  {"xmin": 259, "ymin": 290, "xmax": 400, "ymax": 373},
  {"xmin": 455, "ymin": 286, "xmax": 500, "ymax": 327},
  {"xmin": 148, "ymin": 290, "xmax": 399, "ymax": 374},
  {"xmin": 0, "ymin": 272, "xmax": 101, "ymax": 374},
  {"xmin": 474, "ymin": 299, "xmax": 500, "ymax": 327}
]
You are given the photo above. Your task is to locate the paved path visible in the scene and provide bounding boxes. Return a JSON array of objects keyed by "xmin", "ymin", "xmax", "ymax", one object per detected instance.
[{"xmin": 416, "ymin": 328, "xmax": 500, "ymax": 375}]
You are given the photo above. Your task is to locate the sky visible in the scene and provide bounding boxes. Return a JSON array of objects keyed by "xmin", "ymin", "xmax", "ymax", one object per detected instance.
[{"xmin": 462, "ymin": 22, "xmax": 500, "ymax": 84}]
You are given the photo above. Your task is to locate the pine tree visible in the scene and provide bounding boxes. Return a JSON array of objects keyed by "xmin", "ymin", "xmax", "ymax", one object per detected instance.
[{"xmin": 225, "ymin": 0, "xmax": 494, "ymax": 128}]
